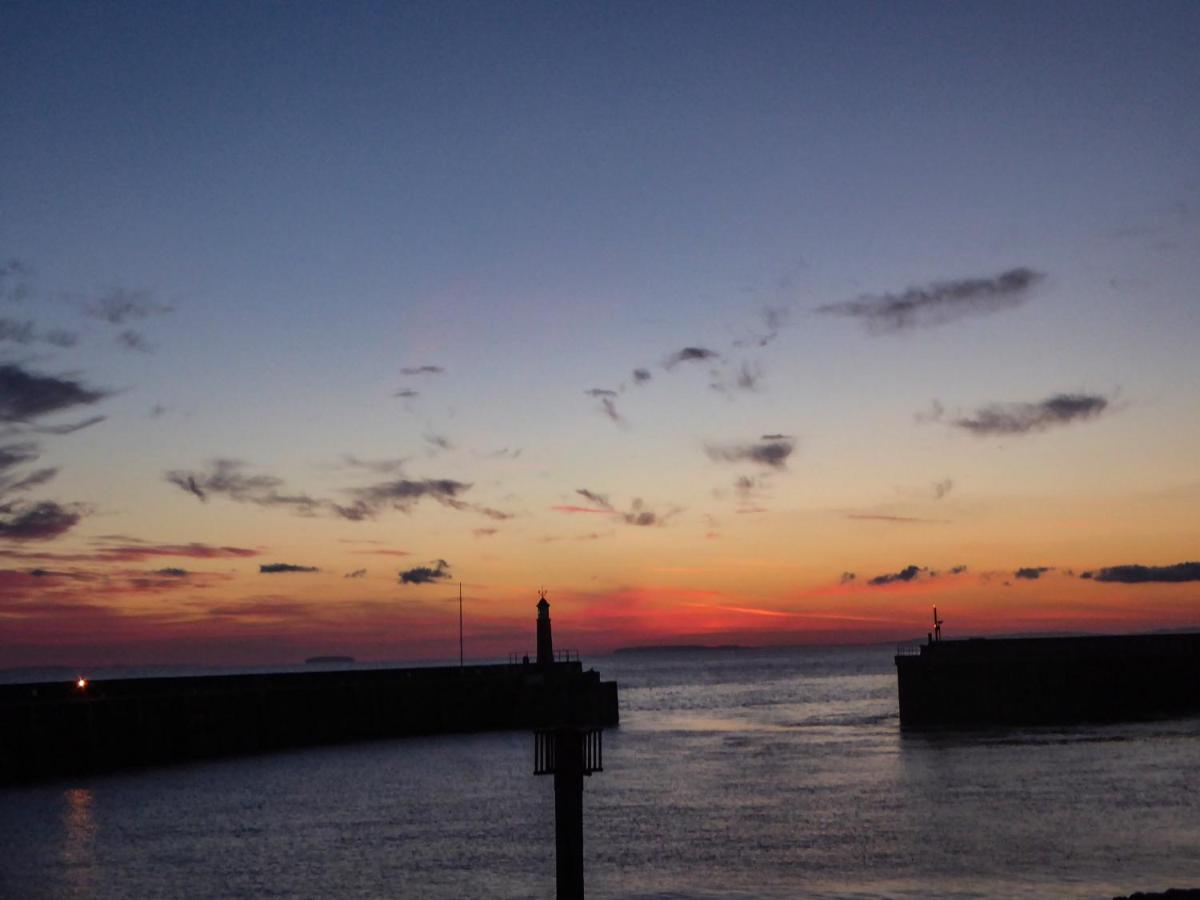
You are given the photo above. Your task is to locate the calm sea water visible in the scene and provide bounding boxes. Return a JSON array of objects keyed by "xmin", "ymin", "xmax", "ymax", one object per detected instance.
[{"xmin": 3, "ymin": 645, "xmax": 1199, "ymax": 899}]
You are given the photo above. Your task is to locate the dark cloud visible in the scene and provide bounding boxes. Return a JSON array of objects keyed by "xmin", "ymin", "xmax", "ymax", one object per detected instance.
[
  {"xmin": 399, "ymin": 365, "xmax": 444, "ymax": 376},
  {"xmin": 585, "ymin": 388, "xmax": 617, "ymax": 397},
  {"xmin": 166, "ymin": 460, "xmax": 322, "ymax": 514},
  {"xmin": 117, "ymin": 329, "xmax": 153, "ymax": 353},
  {"xmin": 632, "ymin": 368, "xmax": 652, "ymax": 385},
  {"xmin": 344, "ymin": 568, "xmax": 367, "ymax": 578},
  {"xmin": 665, "ymin": 346, "xmax": 720, "ymax": 368},
  {"xmin": 760, "ymin": 433, "xmax": 791, "ymax": 441},
  {"xmin": 1088, "ymin": 562, "xmax": 1200, "ymax": 583},
  {"xmin": 951, "ymin": 393, "xmax": 1110, "ymax": 436},
  {"xmin": 949, "ymin": 565, "xmax": 968, "ymax": 575},
  {"xmin": 393, "ymin": 389, "xmax": 419, "ymax": 399},
  {"xmin": 933, "ymin": 478, "xmax": 954, "ymax": 500},
  {"xmin": 399, "ymin": 559, "xmax": 451, "ymax": 585},
  {"xmin": 153, "ymin": 567, "xmax": 188, "ymax": 577},
  {"xmin": 840, "ymin": 571, "xmax": 856, "ymax": 584},
  {"xmin": 705, "ymin": 437, "xmax": 794, "ymax": 470},
  {"xmin": 425, "ymin": 434, "xmax": 453, "ymax": 452},
  {"xmin": 868, "ymin": 565, "xmax": 925, "ymax": 586},
  {"xmin": 1015, "ymin": 566, "xmax": 1052, "ymax": 580},
  {"xmin": 0, "ymin": 501, "xmax": 83, "ymax": 541},
  {"xmin": 259, "ymin": 563, "xmax": 319, "ymax": 574},
  {"xmin": 86, "ymin": 288, "xmax": 172, "ymax": 324},
  {"xmin": 575, "ymin": 489, "xmax": 612, "ymax": 510},
  {"xmin": 817, "ymin": 268, "xmax": 1043, "ymax": 333},
  {"xmin": 621, "ymin": 498, "xmax": 660, "ymax": 527},
  {"xmin": 0, "ymin": 364, "xmax": 110, "ymax": 423}
]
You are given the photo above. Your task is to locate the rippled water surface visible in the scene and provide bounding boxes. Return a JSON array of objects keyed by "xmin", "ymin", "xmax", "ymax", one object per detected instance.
[{"xmin": 3, "ymin": 645, "xmax": 1198, "ymax": 898}]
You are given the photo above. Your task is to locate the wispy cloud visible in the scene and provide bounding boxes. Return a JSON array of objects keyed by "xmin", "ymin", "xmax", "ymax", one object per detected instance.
[
  {"xmin": 932, "ymin": 478, "xmax": 953, "ymax": 500},
  {"xmin": 86, "ymin": 288, "xmax": 172, "ymax": 324},
  {"xmin": 344, "ymin": 568, "xmax": 367, "ymax": 578},
  {"xmin": 0, "ymin": 259, "xmax": 34, "ymax": 304},
  {"xmin": 116, "ymin": 329, "xmax": 154, "ymax": 353},
  {"xmin": 166, "ymin": 460, "xmax": 322, "ymax": 514},
  {"xmin": 0, "ymin": 541, "xmax": 259, "ymax": 563},
  {"xmin": 846, "ymin": 514, "xmax": 929, "ymax": 524},
  {"xmin": 948, "ymin": 393, "xmax": 1110, "ymax": 436},
  {"xmin": 0, "ymin": 318, "xmax": 78, "ymax": 348},
  {"xmin": 559, "ymin": 488, "xmax": 676, "ymax": 526},
  {"xmin": 631, "ymin": 368, "xmax": 652, "ymax": 385},
  {"xmin": 399, "ymin": 365, "xmax": 444, "ymax": 376},
  {"xmin": 598, "ymin": 396, "xmax": 624, "ymax": 425},
  {"xmin": 339, "ymin": 477, "xmax": 473, "ymax": 518},
  {"xmin": 399, "ymin": 559, "xmax": 451, "ymax": 584},
  {"xmin": 818, "ymin": 268, "xmax": 1042, "ymax": 333}
]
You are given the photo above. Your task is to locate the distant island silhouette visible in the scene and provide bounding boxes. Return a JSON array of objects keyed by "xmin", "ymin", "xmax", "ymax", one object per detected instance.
[{"xmin": 305, "ymin": 655, "xmax": 356, "ymax": 664}]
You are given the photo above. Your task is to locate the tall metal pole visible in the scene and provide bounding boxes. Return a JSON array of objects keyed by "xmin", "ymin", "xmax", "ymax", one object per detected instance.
[{"xmin": 459, "ymin": 582, "xmax": 464, "ymax": 667}]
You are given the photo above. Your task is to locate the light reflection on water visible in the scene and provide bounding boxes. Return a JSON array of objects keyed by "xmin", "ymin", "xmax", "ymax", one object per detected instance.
[
  {"xmin": 1, "ymin": 645, "xmax": 1198, "ymax": 899},
  {"xmin": 62, "ymin": 788, "xmax": 97, "ymax": 897}
]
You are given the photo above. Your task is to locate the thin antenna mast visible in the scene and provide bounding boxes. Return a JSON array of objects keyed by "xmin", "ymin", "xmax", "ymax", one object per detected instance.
[{"xmin": 459, "ymin": 582, "xmax": 464, "ymax": 667}]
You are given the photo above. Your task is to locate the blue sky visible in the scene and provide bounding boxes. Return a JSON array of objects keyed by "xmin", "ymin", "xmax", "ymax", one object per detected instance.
[{"xmin": 2, "ymin": 2, "xmax": 1199, "ymax": 664}]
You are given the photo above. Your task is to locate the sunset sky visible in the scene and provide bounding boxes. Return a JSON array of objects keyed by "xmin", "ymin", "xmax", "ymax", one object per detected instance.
[{"xmin": 2, "ymin": 2, "xmax": 1199, "ymax": 667}]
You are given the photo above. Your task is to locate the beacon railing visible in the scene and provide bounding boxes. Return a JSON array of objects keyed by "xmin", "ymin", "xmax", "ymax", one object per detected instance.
[
  {"xmin": 507, "ymin": 648, "xmax": 580, "ymax": 664},
  {"xmin": 533, "ymin": 726, "xmax": 603, "ymax": 776},
  {"xmin": 895, "ymin": 642, "xmax": 923, "ymax": 657}
]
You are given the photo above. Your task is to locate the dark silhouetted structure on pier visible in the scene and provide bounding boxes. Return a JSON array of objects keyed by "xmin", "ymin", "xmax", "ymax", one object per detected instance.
[
  {"xmin": 0, "ymin": 596, "xmax": 618, "ymax": 784},
  {"xmin": 896, "ymin": 630, "xmax": 1200, "ymax": 727},
  {"xmin": 537, "ymin": 590, "xmax": 554, "ymax": 665}
]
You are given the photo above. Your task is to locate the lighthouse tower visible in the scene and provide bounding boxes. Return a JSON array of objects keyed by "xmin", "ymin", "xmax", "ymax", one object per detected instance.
[{"xmin": 536, "ymin": 591, "xmax": 554, "ymax": 666}]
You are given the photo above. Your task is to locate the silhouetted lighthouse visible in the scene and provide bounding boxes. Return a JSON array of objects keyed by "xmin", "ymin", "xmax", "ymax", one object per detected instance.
[{"xmin": 537, "ymin": 591, "xmax": 554, "ymax": 666}]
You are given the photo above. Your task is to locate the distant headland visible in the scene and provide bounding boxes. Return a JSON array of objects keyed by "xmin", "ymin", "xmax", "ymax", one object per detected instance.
[{"xmin": 305, "ymin": 655, "xmax": 356, "ymax": 664}]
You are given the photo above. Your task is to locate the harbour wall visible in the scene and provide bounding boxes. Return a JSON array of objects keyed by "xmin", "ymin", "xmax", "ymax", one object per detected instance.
[
  {"xmin": 895, "ymin": 632, "xmax": 1200, "ymax": 727},
  {"xmin": 0, "ymin": 661, "xmax": 619, "ymax": 784}
]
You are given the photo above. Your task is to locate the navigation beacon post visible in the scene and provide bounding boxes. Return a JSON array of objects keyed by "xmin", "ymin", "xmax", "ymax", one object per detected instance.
[{"xmin": 531, "ymin": 592, "xmax": 604, "ymax": 900}]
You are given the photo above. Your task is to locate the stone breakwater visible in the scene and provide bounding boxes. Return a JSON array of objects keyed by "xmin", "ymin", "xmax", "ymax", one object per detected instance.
[{"xmin": 0, "ymin": 661, "xmax": 618, "ymax": 784}]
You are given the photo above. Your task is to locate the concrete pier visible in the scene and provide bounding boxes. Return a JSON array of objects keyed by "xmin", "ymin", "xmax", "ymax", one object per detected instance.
[
  {"xmin": 895, "ymin": 631, "xmax": 1200, "ymax": 727},
  {"xmin": 0, "ymin": 660, "xmax": 618, "ymax": 784}
]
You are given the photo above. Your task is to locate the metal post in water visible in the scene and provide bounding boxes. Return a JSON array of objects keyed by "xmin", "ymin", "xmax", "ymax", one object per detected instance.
[{"xmin": 535, "ymin": 726, "xmax": 602, "ymax": 900}]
